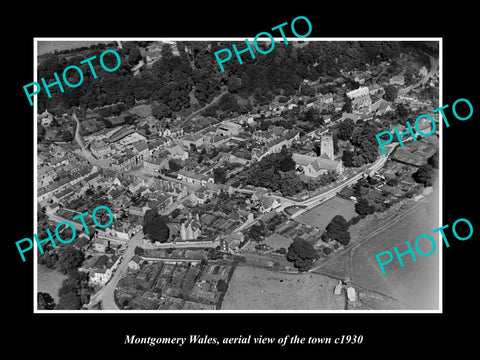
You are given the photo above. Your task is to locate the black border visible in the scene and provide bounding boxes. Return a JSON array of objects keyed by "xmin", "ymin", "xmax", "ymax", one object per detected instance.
[{"xmin": 7, "ymin": 5, "xmax": 478, "ymax": 356}]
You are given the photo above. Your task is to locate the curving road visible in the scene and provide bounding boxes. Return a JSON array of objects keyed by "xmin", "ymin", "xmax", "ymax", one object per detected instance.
[{"xmin": 88, "ymin": 230, "xmax": 144, "ymax": 310}]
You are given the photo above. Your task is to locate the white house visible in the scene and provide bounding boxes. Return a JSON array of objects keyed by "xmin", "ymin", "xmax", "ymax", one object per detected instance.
[
  {"xmin": 347, "ymin": 287, "xmax": 357, "ymax": 303},
  {"xmin": 89, "ymin": 255, "xmax": 121, "ymax": 286}
]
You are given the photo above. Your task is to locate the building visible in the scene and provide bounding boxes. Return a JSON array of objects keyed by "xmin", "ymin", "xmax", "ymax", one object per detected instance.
[
  {"xmin": 177, "ymin": 170, "xmax": 214, "ymax": 186},
  {"xmin": 370, "ymin": 99, "xmax": 394, "ymax": 115},
  {"xmin": 132, "ymin": 141, "xmax": 150, "ymax": 161},
  {"xmin": 110, "ymin": 153, "xmax": 137, "ymax": 171},
  {"xmin": 346, "ymin": 86, "xmax": 372, "ymax": 109},
  {"xmin": 221, "ymin": 232, "xmax": 244, "ymax": 252},
  {"xmin": 217, "ymin": 121, "xmax": 242, "ymax": 136},
  {"xmin": 320, "ymin": 133, "xmax": 334, "ymax": 160},
  {"xmin": 181, "ymin": 133, "xmax": 204, "ymax": 148},
  {"xmin": 38, "ymin": 165, "xmax": 55, "ymax": 188},
  {"xmin": 368, "ymin": 83, "xmax": 382, "ymax": 95},
  {"xmin": 144, "ymin": 157, "xmax": 169, "ymax": 174},
  {"xmin": 180, "ymin": 215, "xmax": 202, "ymax": 241},
  {"xmin": 128, "ymin": 255, "xmax": 143, "ymax": 270},
  {"xmin": 390, "ymin": 75, "xmax": 405, "ymax": 86},
  {"xmin": 253, "ymin": 131, "xmax": 300, "ymax": 161},
  {"xmin": 89, "ymin": 255, "xmax": 121, "ymax": 286},
  {"xmin": 347, "ymin": 287, "xmax": 357, "ymax": 303},
  {"xmin": 90, "ymin": 140, "xmax": 112, "ymax": 159},
  {"xmin": 167, "ymin": 144, "xmax": 189, "ymax": 160},
  {"xmin": 259, "ymin": 196, "xmax": 281, "ymax": 213},
  {"xmin": 292, "ymin": 153, "xmax": 343, "ymax": 178},
  {"xmin": 93, "ymin": 238, "xmax": 109, "ymax": 253}
]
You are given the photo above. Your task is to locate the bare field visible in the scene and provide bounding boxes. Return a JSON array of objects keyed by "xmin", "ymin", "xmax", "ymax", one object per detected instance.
[
  {"xmin": 351, "ymin": 191, "xmax": 440, "ymax": 310},
  {"xmin": 221, "ymin": 265, "xmax": 345, "ymax": 310},
  {"xmin": 296, "ymin": 196, "xmax": 356, "ymax": 230}
]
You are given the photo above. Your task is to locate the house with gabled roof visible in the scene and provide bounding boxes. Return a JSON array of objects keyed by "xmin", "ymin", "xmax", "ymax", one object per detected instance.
[{"xmin": 292, "ymin": 153, "xmax": 343, "ymax": 178}]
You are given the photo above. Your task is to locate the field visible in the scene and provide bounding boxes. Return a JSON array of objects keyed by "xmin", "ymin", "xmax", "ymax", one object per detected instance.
[
  {"xmin": 351, "ymin": 191, "xmax": 440, "ymax": 309},
  {"xmin": 221, "ymin": 265, "xmax": 345, "ymax": 310},
  {"xmin": 296, "ymin": 196, "xmax": 356, "ymax": 230},
  {"xmin": 37, "ymin": 264, "xmax": 67, "ymax": 303},
  {"xmin": 392, "ymin": 136, "xmax": 438, "ymax": 166},
  {"xmin": 37, "ymin": 41, "xmax": 115, "ymax": 56}
]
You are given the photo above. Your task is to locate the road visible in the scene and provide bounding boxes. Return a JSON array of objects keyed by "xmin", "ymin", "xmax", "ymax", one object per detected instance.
[
  {"xmin": 88, "ymin": 230, "xmax": 144, "ymax": 310},
  {"xmin": 179, "ymin": 89, "xmax": 229, "ymax": 128},
  {"xmin": 287, "ymin": 142, "xmax": 398, "ymax": 218},
  {"xmin": 73, "ymin": 111, "xmax": 113, "ymax": 169}
]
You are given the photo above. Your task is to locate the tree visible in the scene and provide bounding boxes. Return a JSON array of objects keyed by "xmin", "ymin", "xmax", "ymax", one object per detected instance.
[
  {"xmin": 427, "ymin": 150, "xmax": 439, "ymax": 169},
  {"xmin": 247, "ymin": 221, "xmax": 266, "ymax": 242},
  {"xmin": 38, "ymin": 124, "xmax": 46, "ymax": 143},
  {"xmin": 279, "ymin": 155, "xmax": 296, "ymax": 172},
  {"xmin": 383, "ymin": 84, "xmax": 399, "ymax": 102},
  {"xmin": 412, "ymin": 164, "xmax": 434, "ymax": 186},
  {"xmin": 280, "ymin": 171, "xmax": 303, "ymax": 196},
  {"xmin": 213, "ymin": 167, "xmax": 227, "ymax": 184},
  {"xmin": 323, "ymin": 215, "xmax": 351, "ymax": 246},
  {"xmin": 342, "ymin": 150, "xmax": 354, "ymax": 167},
  {"xmin": 386, "ymin": 177, "xmax": 399, "ymax": 186},
  {"xmin": 396, "ymin": 103, "xmax": 410, "ymax": 118},
  {"xmin": 286, "ymin": 238, "xmax": 319, "ymax": 272},
  {"xmin": 56, "ymin": 292, "xmax": 82, "ymax": 310},
  {"xmin": 337, "ymin": 118, "xmax": 355, "ymax": 141},
  {"xmin": 152, "ymin": 102, "xmax": 172, "ymax": 119},
  {"xmin": 62, "ymin": 130, "xmax": 74, "ymax": 142},
  {"xmin": 341, "ymin": 96, "xmax": 352, "ymax": 113},
  {"xmin": 134, "ymin": 246, "xmax": 144, "ymax": 256},
  {"xmin": 168, "ymin": 159, "xmax": 182, "ymax": 172},
  {"xmin": 355, "ymin": 197, "xmax": 375, "ymax": 216},
  {"xmin": 143, "ymin": 211, "xmax": 170, "ymax": 243},
  {"xmin": 57, "ymin": 247, "xmax": 85, "ymax": 274},
  {"xmin": 37, "ymin": 292, "xmax": 56, "ymax": 310},
  {"xmin": 216, "ymin": 279, "xmax": 228, "ymax": 293}
]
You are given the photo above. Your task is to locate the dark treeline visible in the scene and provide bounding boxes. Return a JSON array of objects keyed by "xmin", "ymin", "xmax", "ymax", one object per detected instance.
[{"xmin": 37, "ymin": 41, "xmax": 409, "ymax": 115}]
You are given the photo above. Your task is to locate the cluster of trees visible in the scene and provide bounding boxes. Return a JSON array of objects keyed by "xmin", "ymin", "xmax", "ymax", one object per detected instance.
[
  {"xmin": 341, "ymin": 121, "xmax": 380, "ymax": 167},
  {"xmin": 38, "ymin": 244, "xmax": 91, "ymax": 310},
  {"xmin": 143, "ymin": 210, "xmax": 170, "ymax": 243},
  {"xmin": 355, "ymin": 197, "xmax": 376, "ymax": 217},
  {"xmin": 286, "ymin": 238, "xmax": 319, "ymax": 272},
  {"xmin": 37, "ymin": 292, "xmax": 56, "ymax": 310},
  {"xmin": 38, "ymin": 244, "xmax": 85, "ymax": 274},
  {"xmin": 244, "ymin": 149, "xmax": 303, "ymax": 196},
  {"xmin": 38, "ymin": 40, "xmax": 406, "ymax": 118},
  {"xmin": 321, "ymin": 215, "xmax": 351, "ymax": 246},
  {"xmin": 413, "ymin": 164, "xmax": 435, "ymax": 187},
  {"xmin": 246, "ymin": 221, "xmax": 267, "ymax": 242},
  {"xmin": 56, "ymin": 269, "xmax": 93, "ymax": 310},
  {"xmin": 383, "ymin": 84, "xmax": 399, "ymax": 102}
]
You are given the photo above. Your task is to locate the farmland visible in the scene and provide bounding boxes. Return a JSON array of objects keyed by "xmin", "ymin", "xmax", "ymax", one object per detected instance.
[
  {"xmin": 221, "ymin": 265, "xmax": 345, "ymax": 310},
  {"xmin": 350, "ymin": 190, "xmax": 440, "ymax": 309}
]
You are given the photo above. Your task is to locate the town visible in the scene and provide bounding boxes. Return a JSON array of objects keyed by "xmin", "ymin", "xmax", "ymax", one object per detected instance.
[{"xmin": 35, "ymin": 39, "xmax": 440, "ymax": 311}]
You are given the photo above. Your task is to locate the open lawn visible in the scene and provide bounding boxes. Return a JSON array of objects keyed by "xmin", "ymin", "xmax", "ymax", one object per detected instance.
[
  {"xmin": 264, "ymin": 233, "xmax": 292, "ymax": 250},
  {"xmin": 37, "ymin": 264, "xmax": 67, "ymax": 303},
  {"xmin": 221, "ymin": 265, "xmax": 345, "ymax": 310},
  {"xmin": 296, "ymin": 196, "xmax": 356, "ymax": 230}
]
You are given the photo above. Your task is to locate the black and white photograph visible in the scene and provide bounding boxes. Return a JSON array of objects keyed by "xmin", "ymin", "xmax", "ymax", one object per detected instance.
[
  {"xmin": 33, "ymin": 38, "xmax": 441, "ymax": 312},
  {"xmin": 6, "ymin": 6, "xmax": 478, "ymax": 356}
]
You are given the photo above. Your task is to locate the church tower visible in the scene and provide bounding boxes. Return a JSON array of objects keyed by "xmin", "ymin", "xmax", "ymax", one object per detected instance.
[{"xmin": 320, "ymin": 133, "xmax": 334, "ymax": 160}]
